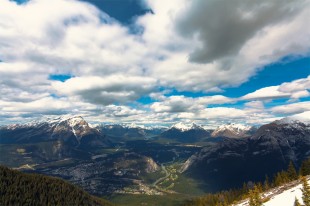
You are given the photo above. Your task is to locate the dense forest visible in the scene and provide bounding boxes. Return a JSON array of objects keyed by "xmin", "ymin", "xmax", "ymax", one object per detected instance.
[
  {"xmin": 184, "ymin": 158, "xmax": 310, "ymax": 206},
  {"xmin": 0, "ymin": 165, "xmax": 114, "ymax": 206}
]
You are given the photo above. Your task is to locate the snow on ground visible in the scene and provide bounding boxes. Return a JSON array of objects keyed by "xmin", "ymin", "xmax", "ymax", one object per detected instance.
[
  {"xmin": 263, "ymin": 182, "xmax": 303, "ymax": 206},
  {"xmin": 234, "ymin": 176, "xmax": 309, "ymax": 206}
]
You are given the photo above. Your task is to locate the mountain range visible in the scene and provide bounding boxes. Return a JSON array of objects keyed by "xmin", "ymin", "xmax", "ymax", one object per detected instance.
[
  {"xmin": 0, "ymin": 115, "xmax": 309, "ymax": 200},
  {"xmin": 0, "ymin": 117, "xmax": 256, "ymax": 146},
  {"xmin": 181, "ymin": 117, "xmax": 310, "ymax": 191},
  {"xmin": 0, "ymin": 116, "xmax": 109, "ymax": 162}
]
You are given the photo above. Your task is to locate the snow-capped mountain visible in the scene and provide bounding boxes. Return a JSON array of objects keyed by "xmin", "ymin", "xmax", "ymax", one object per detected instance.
[
  {"xmin": 181, "ymin": 117, "xmax": 310, "ymax": 191},
  {"xmin": 211, "ymin": 123, "xmax": 256, "ymax": 138},
  {"xmin": 0, "ymin": 116, "xmax": 108, "ymax": 148},
  {"xmin": 170, "ymin": 122, "xmax": 204, "ymax": 131},
  {"xmin": 160, "ymin": 122, "xmax": 211, "ymax": 143},
  {"xmin": 98, "ymin": 123, "xmax": 167, "ymax": 139},
  {"xmin": 274, "ymin": 116, "xmax": 310, "ymax": 131}
]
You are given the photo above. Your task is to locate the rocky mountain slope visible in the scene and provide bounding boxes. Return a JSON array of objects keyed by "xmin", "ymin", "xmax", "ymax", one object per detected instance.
[
  {"xmin": 98, "ymin": 124, "xmax": 166, "ymax": 140},
  {"xmin": 181, "ymin": 117, "xmax": 310, "ymax": 192},
  {"xmin": 0, "ymin": 116, "xmax": 110, "ymax": 163},
  {"xmin": 0, "ymin": 116, "xmax": 109, "ymax": 149},
  {"xmin": 211, "ymin": 123, "xmax": 256, "ymax": 138},
  {"xmin": 160, "ymin": 122, "xmax": 211, "ymax": 143}
]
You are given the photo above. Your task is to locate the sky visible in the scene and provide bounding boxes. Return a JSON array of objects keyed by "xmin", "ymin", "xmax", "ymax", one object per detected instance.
[{"xmin": 0, "ymin": 0, "xmax": 310, "ymax": 127}]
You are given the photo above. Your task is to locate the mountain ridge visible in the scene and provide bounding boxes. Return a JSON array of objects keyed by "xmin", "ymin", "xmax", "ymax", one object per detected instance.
[{"xmin": 181, "ymin": 118, "xmax": 310, "ymax": 191}]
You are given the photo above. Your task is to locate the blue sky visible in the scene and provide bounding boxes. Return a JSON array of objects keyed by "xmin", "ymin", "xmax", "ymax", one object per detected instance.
[{"xmin": 0, "ymin": 0, "xmax": 309, "ymax": 126}]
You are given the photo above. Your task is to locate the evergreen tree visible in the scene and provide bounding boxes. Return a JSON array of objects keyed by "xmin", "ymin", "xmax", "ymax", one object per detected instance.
[
  {"xmin": 249, "ymin": 185, "xmax": 263, "ymax": 206},
  {"xmin": 301, "ymin": 176, "xmax": 310, "ymax": 206},
  {"xmin": 287, "ymin": 161, "xmax": 298, "ymax": 181},
  {"xmin": 294, "ymin": 197, "xmax": 301, "ymax": 206},
  {"xmin": 300, "ymin": 158, "xmax": 310, "ymax": 176},
  {"xmin": 0, "ymin": 166, "xmax": 113, "ymax": 206},
  {"xmin": 256, "ymin": 182, "xmax": 263, "ymax": 193},
  {"xmin": 274, "ymin": 171, "xmax": 289, "ymax": 186},
  {"xmin": 264, "ymin": 175, "xmax": 270, "ymax": 190}
]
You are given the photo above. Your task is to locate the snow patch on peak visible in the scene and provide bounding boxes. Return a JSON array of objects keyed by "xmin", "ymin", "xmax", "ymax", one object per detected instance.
[
  {"xmin": 216, "ymin": 123, "xmax": 252, "ymax": 133},
  {"xmin": 211, "ymin": 123, "xmax": 253, "ymax": 138},
  {"xmin": 125, "ymin": 123, "xmax": 147, "ymax": 129},
  {"xmin": 171, "ymin": 122, "xmax": 203, "ymax": 131},
  {"xmin": 67, "ymin": 116, "xmax": 86, "ymax": 127},
  {"xmin": 275, "ymin": 115, "xmax": 310, "ymax": 125},
  {"xmin": 47, "ymin": 115, "xmax": 84, "ymax": 124}
]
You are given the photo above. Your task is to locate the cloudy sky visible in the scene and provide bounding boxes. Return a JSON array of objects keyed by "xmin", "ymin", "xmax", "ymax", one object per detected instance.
[{"xmin": 0, "ymin": 0, "xmax": 310, "ymax": 126}]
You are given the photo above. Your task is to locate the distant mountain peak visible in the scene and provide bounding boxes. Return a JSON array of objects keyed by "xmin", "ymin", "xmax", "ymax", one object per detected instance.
[
  {"xmin": 171, "ymin": 122, "xmax": 203, "ymax": 131},
  {"xmin": 0, "ymin": 115, "xmax": 108, "ymax": 148},
  {"xmin": 44, "ymin": 115, "xmax": 84, "ymax": 125},
  {"xmin": 211, "ymin": 123, "xmax": 254, "ymax": 138},
  {"xmin": 275, "ymin": 116, "xmax": 310, "ymax": 125},
  {"xmin": 217, "ymin": 123, "xmax": 252, "ymax": 132}
]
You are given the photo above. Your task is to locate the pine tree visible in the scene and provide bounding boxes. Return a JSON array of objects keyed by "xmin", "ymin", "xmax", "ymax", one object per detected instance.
[
  {"xmin": 287, "ymin": 161, "xmax": 298, "ymax": 181},
  {"xmin": 249, "ymin": 185, "xmax": 263, "ymax": 206},
  {"xmin": 294, "ymin": 197, "xmax": 301, "ymax": 206},
  {"xmin": 300, "ymin": 158, "xmax": 310, "ymax": 176},
  {"xmin": 264, "ymin": 175, "xmax": 270, "ymax": 191},
  {"xmin": 301, "ymin": 176, "xmax": 310, "ymax": 206},
  {"xmin": 274, "ymin": 171, "xmax": 288, "ymax": 186}
]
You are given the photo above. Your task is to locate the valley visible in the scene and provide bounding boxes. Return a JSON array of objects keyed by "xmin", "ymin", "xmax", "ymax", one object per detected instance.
[{"xmin": 0, "ymin": 116, "xmax": 309, "ymax": 205}]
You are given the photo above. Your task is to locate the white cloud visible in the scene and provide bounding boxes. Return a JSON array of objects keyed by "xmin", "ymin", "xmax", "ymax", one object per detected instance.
[
  {"xmin": 150, "ymin": 96, "xmax": 199, "ymax": 113},
  {"xmin": 242, "ymin": 76, "xmax": 310, "ymax": 101},
  {"xmin": 279, "ymin": 75, "xmax": 310, "ymax": 100},
  {"xmin": 150, "ymin": 95, "xmax": 234, "ymax": 113},
  {"xmin": 271, "ymin": 101, "xmax": 310, "ymax": 114},
  {"xmin": 242, "ymin": 86, "xmax": 291, "ymax": 100},
  {"xmin": 52, "ymin": 75, "xmax": 157, "ymax": 105},
  {"xmin": 0, "ymin": 0, "xmax": 310, "ymax": 125},
  {"xmin": 291, "ymin": 111, "xmax": 310, "ymax": 120},
  {"xmin": 176, "ymin": 0, "xmax": 306, "ymax": 63}
]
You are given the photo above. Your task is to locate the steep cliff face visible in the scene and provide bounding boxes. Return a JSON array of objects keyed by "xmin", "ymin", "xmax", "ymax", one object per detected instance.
[
  {"xmin": 181, "ymin": 118, "xmax": 310, "ymax": 192},
  {"xmin": 144, "ymin": 156, "xmax": 160, "ymax": 173}
]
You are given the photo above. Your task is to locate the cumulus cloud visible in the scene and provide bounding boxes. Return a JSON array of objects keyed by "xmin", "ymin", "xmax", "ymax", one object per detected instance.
[
  {"xmin": 52, "ymin": 75, "xmax": 157, "ymax": 105},
  {"xmin": 150, "ymin": 96, "xmax": 198, "ymax": 113},
  {"xmin": 242, "ymin": 86, "xmax": 291, "ymax": 100},
  {"xmin": 278, "ymin": 75, "xmax": 310, "ymax": 100},
  {"xmin": 0, "ymin": 0, "xmax": 310, "ymax": 125},
  {"xmin": 102, "ymin": 105, "xmax": 145, "ymax": 118},
  {"xmin": 150, "ymin": 95, "xmax": 234, "ymax": 113},
  {"xmin": 291, "ymin": 111, "xmax": 310, "ymax": 120},
  {"xmin": 271, "ymin": 101, "xmax": 310, "ymax": 115},
  {"xmin": 176, "ymin": 0, "xmax": 306, "ymax": 63},
  {"xmin": 241, "ymin": 76, "xmax": 310, "ymax": 101}
]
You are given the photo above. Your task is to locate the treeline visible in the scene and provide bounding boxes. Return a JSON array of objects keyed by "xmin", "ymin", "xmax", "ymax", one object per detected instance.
[
  {"xmin": 184, "ymin": 158, "xmax": 310, "ymax": 206},
  {"xmin": 0, "ymin": 165, "xmax": 114, "ymax": 206}
]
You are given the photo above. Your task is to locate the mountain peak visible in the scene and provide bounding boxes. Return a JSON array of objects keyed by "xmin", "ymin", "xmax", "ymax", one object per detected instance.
[
  {"xmin": 217, "ymin": 123, "xmax": 252, "ymax": 132},
  {"xmin": 274, "ymin": 116, "xmax": 310, "ymax": 125},
  {"xmin": 45, "ymin": 115, "xmax": 84, "ymax": 124},
  {"xmin": 211, "ymin": 123, "xmax": 253, "ymax": 138},
  {"xmin": 171, "ymin": 122, "xmax": 202, "ymax": 131}
]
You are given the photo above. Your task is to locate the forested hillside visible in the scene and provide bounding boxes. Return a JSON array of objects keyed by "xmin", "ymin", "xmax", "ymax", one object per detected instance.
[{"xmin": 0, "ymin": 165, "xmax": 114, "ymax": 206}]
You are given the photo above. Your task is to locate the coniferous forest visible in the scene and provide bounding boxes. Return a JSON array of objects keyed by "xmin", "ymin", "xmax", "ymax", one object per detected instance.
[{"xmin": 0, "ymin": 166, "xmax": 114, "ymax": 206}]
